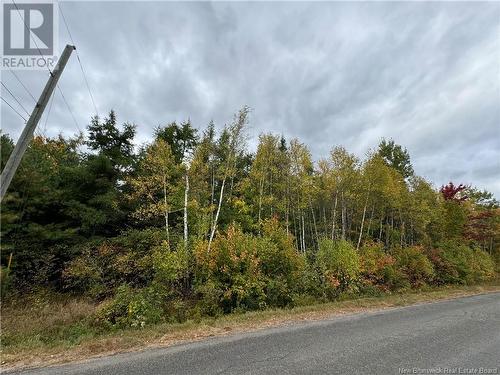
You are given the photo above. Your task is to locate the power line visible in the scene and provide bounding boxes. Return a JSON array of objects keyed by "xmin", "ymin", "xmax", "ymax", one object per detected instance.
[
  {"xmin": 1, "ymin": 82, "xmax": 30, "ymax": 117},
  {"xmin": 56, "ymin": 85, "xmax": 81, "ymax": 133},
  {"xmin": 1, "ymin": 96, "xmax": 27, "ymax": 122},
  {"xmin": 76, "ymin": 54, "xmax": 99, "ymax": 117},
  {"xmin": 11, "ymin": 0, "xmax": 53, "ymax": 74},
  {"xmin": 10, "ymin": 0, "xmax": 82, "ymax": 139},
  {"xmin": 59, "ymin": 3, "xmax": 99, "ymax": 117},
  {"xmin": 9, "ymin": 70, "xmax": 37, "ymax": 104}
]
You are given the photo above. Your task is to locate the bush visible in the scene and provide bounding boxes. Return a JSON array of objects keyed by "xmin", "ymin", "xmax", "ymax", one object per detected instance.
[
  {"xmin": 393, "ymin": 246, "xmax": 434, "ymax": 287},
  {"xmin": 294, "ymin": 261, "xmax": 324, "ymax": 299},
  {"xmin": 471, "ymin": 248, "xmax": 495, "ymax": 282},
  {"xmin": 440, "ymin": 242, "xmax": 475, "ymax": 284},
  {"xmin": 194, "ymin": 280, "xmax": 223, "ymax": 317},
  {"xmin": 265, "ymin": 276, "xmax": 294, "ymax": 308},
  {"xmin": 152, "ymin": 241, "xmax": 189, "ymax": 284},
  {"xmin": 1, "ymin": 265, "xmax": 13, "ymax": 299},
  {"xmin": 260, "ymin": 219, "xmax": 304, "ymax": 281},
  {"xmin": 430, "ymin": 241, "xmax": 495, "ymax": 284},
  {"xmin": 193, "ymin": 225, "xmax": 267, "ymax": 313},
  {"xmin": 193, "ymin": 222, "xmax": 305, "ymax": 313},
  {"xmin": 260, "ymin": 219, "xmax": 305, "ymax": 307},
  {"xmin": 426, "ymin": 247, "xmax": 459, "ymax": 285},
  {"xmin": 317, "ymin": 239, "xmax": 360, "ymax": 293},
  {"xmin": 382, "ymin": 265, "xmax": 410, "ymax": 290},
  {"xmin": 63, "ymin": 229, "xmax": 167, "ymax": 297},
  {"xmin": 95, "ymin": 284, "xmax": 164, "ymax": 329},
  {"xmin": 359, "ymin": 241, "xmax": 395, "ymax": 288}
]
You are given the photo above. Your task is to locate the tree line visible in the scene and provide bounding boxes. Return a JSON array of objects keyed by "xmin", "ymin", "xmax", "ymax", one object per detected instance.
[{"xmin": 1, "ymin": 107, "xmax": 498, "ymax": 326}]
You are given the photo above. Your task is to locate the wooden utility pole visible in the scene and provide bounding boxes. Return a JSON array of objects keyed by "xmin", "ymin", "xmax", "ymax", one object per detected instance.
[{"xmin": 0, "ymin": 44, "xmax": 75, "ymax": 202}]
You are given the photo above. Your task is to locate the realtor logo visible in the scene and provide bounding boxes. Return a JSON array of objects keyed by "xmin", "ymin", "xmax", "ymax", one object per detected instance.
[{"xmin": 1, "ymin": 0, "xmax": 58, "ymax": 69}]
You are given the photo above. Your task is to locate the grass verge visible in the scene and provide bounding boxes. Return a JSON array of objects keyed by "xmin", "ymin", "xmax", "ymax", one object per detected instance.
[{"xmin": 1, "ymin": 283, "xmax": 499, "ymax": 371}]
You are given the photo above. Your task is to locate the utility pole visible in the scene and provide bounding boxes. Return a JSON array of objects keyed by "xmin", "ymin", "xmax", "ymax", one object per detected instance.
[{"xmin": 0, "ymin": 44, "xmax": 75, "ymax": 202}]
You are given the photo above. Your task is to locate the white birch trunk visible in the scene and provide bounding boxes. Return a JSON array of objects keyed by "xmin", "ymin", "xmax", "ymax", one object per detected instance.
[
  {"xmin": 208, "ymin": 177, "xmax": 226, "ymax": 252},
  {"xmin": 183, "ymin": 171, "xmax": 189, "ymax": 249},
  {"xmin": 163, "ymin": 175, "xmax": 169, "ymax": 246}
]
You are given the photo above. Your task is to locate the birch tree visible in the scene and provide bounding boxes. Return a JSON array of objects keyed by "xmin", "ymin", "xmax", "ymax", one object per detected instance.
[
  {"xmin": 207, "ymin": 107, "xmax": 249, "ymax": 252},
  {"xmin": 127, "ymin": 140, "xmax": 177, "ymax": 247}
]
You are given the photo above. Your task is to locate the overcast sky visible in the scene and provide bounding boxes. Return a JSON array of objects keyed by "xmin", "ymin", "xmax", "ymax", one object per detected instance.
[{"xmin": 1, "ymin": 1, "xmax": 499, "ymax": 197}]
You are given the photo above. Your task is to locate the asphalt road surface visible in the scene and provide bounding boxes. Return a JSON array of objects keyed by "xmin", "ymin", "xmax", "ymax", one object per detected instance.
[{"xmin": 10, "ymin": 292, "xmax": 500, "ymax": 375}]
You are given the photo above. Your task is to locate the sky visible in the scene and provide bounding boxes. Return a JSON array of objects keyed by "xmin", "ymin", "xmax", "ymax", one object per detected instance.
[{"xmin": 1, "ymin": 1, "xmax": 499, "ymax": 197}]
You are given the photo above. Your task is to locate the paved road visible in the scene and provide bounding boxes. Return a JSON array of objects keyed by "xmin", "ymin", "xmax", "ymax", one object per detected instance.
[{"xmin": 10, "ymin": 293, "xmax": 500, "ymax": 375}]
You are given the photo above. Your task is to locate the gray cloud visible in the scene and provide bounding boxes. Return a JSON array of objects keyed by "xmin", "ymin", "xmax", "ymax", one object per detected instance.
[{"xmin": 1, "ymin": 1, "xmax": 499, "ymax": 196}]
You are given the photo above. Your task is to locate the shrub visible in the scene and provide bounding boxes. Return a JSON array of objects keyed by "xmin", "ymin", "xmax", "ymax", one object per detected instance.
[
  {"xmin": 430, "ymin": 241, "xmax": 495, "ymax": 284},
  {"xmin": 193, "ymin": 225, "xmax": 266, "ymax": 313},
  {"xmin": 152, "ymin": 241, "xmax": 189, "ymax": 284},
  {"xmin": 317, "ymin": 239, "xmax": 360, "ymax": 293},
  {"xmin": 431, "ymin": 241, "xmax": 495, "ymax": 284},
  {"xmin": 426, "ymin": 247, "xmax": 459, "ymax": 285},
  {"xmin": 393, "ymin": 246, "xmax": 434, "ymax": 287},
  {"xmin": 193, "ymin": 221, "xmax": 305, "ymax": 313},
  {"xmin": 265, "ymin": 276, "xmax": 294, "ymax": 308},
  {"xmin": 294, "ymin": 261, "xmax": 324, "ymax": 299},
  {"xmin": 439, "ymin": 242, "xmax": 475, "ymax": 284},
  {"xmin": 359, "ymin": 241, "xmax": 395, "ymax": 288},
  {"xmin": 95, "ymin": 284, "xmax": 164, "ymax": 329},
  {"xmin": 260, "ymin": 218, "xmax": 305, "ymax": 307},
  {"xmin": 260, "ymin": 218, "xmax": 304, "ymax": 282},
  {"xmin": 382, "ymin": 265, "xmax": 410, "ymax": 290},
  {"xmin": 1, "ymin": 265, "xmax": 13, "ymax": 299},
  {"xmin": 194, "ymin": 280, "xmax": 223, "ymax": 317},
  {"xmin": 63, "ymin": 229, "xmax": 166, "ymax": 297},
  {"xmin": 470, "ymin": 248, "xmax": 495, "ymax": 282}
]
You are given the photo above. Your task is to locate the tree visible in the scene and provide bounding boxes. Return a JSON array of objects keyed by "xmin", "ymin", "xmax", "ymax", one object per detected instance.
[
  {"xmin": 155, "ymin": 121, "xmax": 198, "ymax": 249},
  {"xmin": 245, "ymin": 134, "xmax": 284, "ymax": 232},
  {"xmin": 464, "ymin": 187, "xmax": 498, "ymax": 208},
  {"xmin": 155, "ymin": 121, "xmax": 198, "ymax": 164},
  {"xmin": 328, "ymin": 146, "xmax": 360, "ymax": 241},
  {"xmin": 407, "ymin": 176, "xmax": 441, "ymax": 246},
  {"xmin": 288, "ymin": 139, "xmax": 314, "ymax": 251},
  {"xmin": 378, "ymin": 138, "xmax": 414, "ymax": 179},
  {"xmin": 1, "ymin": 134, "xmax": 87, "ymax": 290},
  {"xmin": 83, "ymin": 111, "xmax": 137, "ymax": 236},
  {"xmin": 87, "ymin": 110, "xmax": 136, "ymax": 173},
  {"xmin": 208, "ymin": 107, "xmax": 249, "ymax": 252},
  {"xmin": 440, "ymin": 182, "xmax": 468, "ymax": 202},
  {"xmin": 128, "ymin": 140, "xmax": 178, "ymax": 246}
]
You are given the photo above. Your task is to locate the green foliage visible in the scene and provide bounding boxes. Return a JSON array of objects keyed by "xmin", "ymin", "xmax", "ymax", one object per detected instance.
[
  {"xmin": 127, "ymin": 139, "xmax": 180, "ymax": 232},
  {"xmin": 378, "ymin": 138, "xmax": 414, "ymax": 179},
  {"xmin": 260, "ymin": 219, "xmax": 304, "ymax": 281},
  {"xmin": 393, "ymin": 246, "xmax": 435, "ymax": 287},
  {"xmin": 63, "ymin": 229, "xmax": 166, "ymax": 297},
  {"xmin": 152, "ymin": 242, "xmax": 189, "ymax": 284},
  {"xmin": 2, "ymin": 108, "xmax": 497, "ymax": 326},
  {"xmin": 441, "ymin": 200, "xmax": 468, "ymax": 240},
  {"xmin": 259, "ymin": 219, "xmax": 305, "ymax": 307},
  {"xmin": 155, "ymin": 121, "xmax": 198, "ymax": 163},
  {"xmin": 194, "ymin": 226, "xmax": 267, "ymax": 313},
  {"xmin": 87, "ymin": 111, "xmax": 136, "ymax": 169},
  {"xmin": 95, "ymin": 284, "xmax": 163, "ymax": 329},
  {"xmin": 193, "ymin": 222, "xmax": 305, "ymax": 313},
  {"xmin": 429, "ymin": 241, "xmax": 495, "ymax": 285},
  {"xmin": 471, "ymin": 248, "xmax": 495, "ymax": 282},
  {"xmin": 317, "ymin": 239, "xmax": 360, "ymax": 292},
  {"xmin": 359, "ymin": 241, "xmax": 396, "ymax": 288},
  {"xmin": 1, "ymin": 265, "xmax": 13, "ymax": 299}
]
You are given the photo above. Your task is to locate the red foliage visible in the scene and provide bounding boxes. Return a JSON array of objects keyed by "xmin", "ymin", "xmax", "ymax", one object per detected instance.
[{"xmin": 440, "ymin": 182, "xmax": 468, "ymax": 202}]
